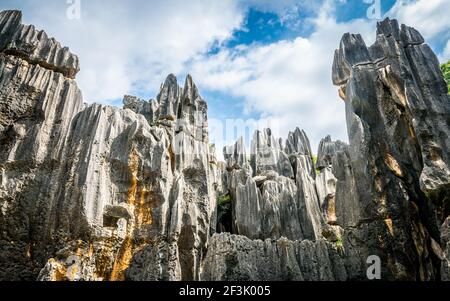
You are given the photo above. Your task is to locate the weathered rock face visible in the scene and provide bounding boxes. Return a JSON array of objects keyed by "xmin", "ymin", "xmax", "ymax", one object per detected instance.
[
  {"xmin": 0, "ymin": 11, "xmax": 449, "ymax": 281},
  {"xmin": 0, "ymin": 11, "xmax": 79, "ymax": 79},
  {"xmin": 202, "ymin": 18, "xmax": 450, "ymax": 281},
  {"xmin": 0, "ymin": 10, "xmax": 219, "ymax": 281},
  {"xmin": 200, "ymin": 233, "xmax": 347, "ymax": 281},
  {"xmin": 315, "ymin": 136, "xmax": 359, "ymax": 228},
  {"xmin": 200, "ymin": 128, "xmax": 352, "ymax": 281},
  {"xmin": 332, "ymin": 18, "xmax": 449, "ymax": 280},
  {"xmin": 0, "ymin": 11, "xmax": 85, "ymax": 279},
  {"xmin": 222, "ymin": 127, "xmax": 323, "ymax": 242},
  {"xmin": 441, "ymin": 217, "xmax": 450, "ymax": 280},
  {"xmin": 38, "ymin": 75, "xmax": 218, "ymax": 281}
]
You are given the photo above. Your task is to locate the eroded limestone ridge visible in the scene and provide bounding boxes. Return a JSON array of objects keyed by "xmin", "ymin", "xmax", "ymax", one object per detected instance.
[
  {"xmin": 0, "ymin": 10, "xmax": 79, "ymax": 79},
  {"xmin": 203, "ymin": 18, "xmax": 450, "ymax": 281},
  {"xmin": 0, "ymin": 10, "xmax": 449, "ymax": 281},
  {"xmin": 0, "ymin": 10, "xmax": 219, "ymax": 281}
]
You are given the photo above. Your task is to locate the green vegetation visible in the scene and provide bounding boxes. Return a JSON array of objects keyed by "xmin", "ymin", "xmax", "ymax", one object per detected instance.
[
  {"xmin": 441, "ymin": 60, "xmax": 450, "ymax": 94},
  {"xmin": 216, "ymin": 194, "xmax": 232, "ymax": 233},
  {"xmin": 335, "ymin": 236, "xmax": 344, "ymax": 250},
  {"xmin": 312, "ymin": 155, "xmax": 321, "ymax": 175},
  {"xmin": 217, "ymin": 194, "xmax": 231, "ymax": 206}
]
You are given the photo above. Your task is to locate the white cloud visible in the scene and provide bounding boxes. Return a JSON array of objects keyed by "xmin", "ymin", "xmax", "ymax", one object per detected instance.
[
  {"xmin": 1, "ymin": 0, "xmax": 448, "ymax": 158},
  {"xmin": 189, "ymin": 1, "xmax": 378, "ymax": 154},
  {"xmin": 192, "ymin": 0, "xmax": 450, "ymax": 155},
  {"xmin": 1, "ymin": 0, "xmax": 245, "ymax": 103},
  {"xmin": 388, "ymin": 0, "xmax": 450, "ymax": 39},
  {"xmin": 441, "ymin": 40, "xmax": 450, "ymax": 62},
  {"xmin": 0, "ymin": 0, "xmax": 328, "ymax": 104}
]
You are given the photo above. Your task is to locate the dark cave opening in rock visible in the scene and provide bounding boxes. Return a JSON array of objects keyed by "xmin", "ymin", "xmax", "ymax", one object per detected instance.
[
  {"xmin": 216, "ymin": 194, "xmax": 233, "ymax": 234},
  {"xmin": 103, "ymin": 214, "xmax": 120, "ymax": 228}
]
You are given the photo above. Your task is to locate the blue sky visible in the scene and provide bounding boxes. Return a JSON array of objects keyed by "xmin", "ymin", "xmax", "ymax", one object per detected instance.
[{"xmin": 1, "ymin": 0, "xmax": 449, "ymax": 158}]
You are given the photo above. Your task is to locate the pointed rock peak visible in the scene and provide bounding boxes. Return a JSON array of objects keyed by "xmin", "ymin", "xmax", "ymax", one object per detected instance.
[
  {"xmin": 289, "ymin": 127, "xmax": 308, "ymax": 143},
  {"xmin": 294, "ymin": 127, "xmax": 302, "ymax": 136},
  {"xmin": 334, "ymin": 32, "xmax": 371, "ymax": 74},
  {"xmin": 0, "ymin": 9, "xmax": 79, "ymax": 78},
  {"xmin": 340, "ymin": 33, "xmax": 369, "ymax": 54},
  {"xmin": 323, "ymin": 135, "xmax": 332, "ymax": 143},
  {"xmin": 0, "ymin": 10, "xmax": 22, "ymax": 21},
  {"xmin": 0, "ymin": 10, "xmax": 22, "ymax": 37},
  {"xmin": 185, "ymin": 74, "xmax": 194, "ymax": 85},
  {"xmin": 317, "ymin": 135, "xmax": 349, "ymax": 169},
  {"xmin": 400, "ymin": 23, "xmax": 424, "ymax": 45},
  {"xmin": 224, "ymin": 136, "xmax": 247, "ymax": 168},
  {"xmin": 377, "ymin": 18, "xmax": 400, "ymax": 38},
  {"xmin": 164, "ymin": 73, "xmax": 178, "ymax": 87},
  {"xmin": 285, "ymin": 127, "xmax": 312, "ymax": 156},
  {"xmin": 183, "ymin": 74, "xmax": 200, "ymax": 101},
  {"xmin": 158, "ymin": 73, "xmax": 180, "ymax": 101},
  {"xmin": 252, "ymin": 128, "xmax": 277, "ymax": 149}
]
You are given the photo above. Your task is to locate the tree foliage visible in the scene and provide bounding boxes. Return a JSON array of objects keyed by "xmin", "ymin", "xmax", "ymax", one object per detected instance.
[{"xmin": 441, "ymin": 60, "xmax": 450, "ymax": 94}]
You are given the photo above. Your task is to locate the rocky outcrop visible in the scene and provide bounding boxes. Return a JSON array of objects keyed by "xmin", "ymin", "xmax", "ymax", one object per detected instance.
[
  {"xmin": 0, "ymin": 10, "xmax": 449, "ymax": 281},
  {"xmin": 316, "ymin": 135, "xmax": 347, "ymax": 170},
  {"xmin": 0, "ymin": 10, "xmax": 220, "ymax": 281},
  {"xmin": 200, "ymin": 233, "xmax": 347, "ymax": 281},
  {"xmin": 200, "ymin": 129, "xmax": 344, "ymax": 280},
  {"xmin": 222, "ymin": 127, "xmax": 323, "ymax": 242},
  {"xmin": 34, "ymin": 74, "xmax": 219, "ymax": 281},
  {"xmin": 0, "ymin": 26, "xmax": 84, "ymax": 279},
  {"xmin": 332, "ymin": 18, "xmax": 449, "ymax": 280},
  {"xmin": 0, "ymin": 11, "xmax": 79, "ymax": 79},
  {"xmin": 315, "ymin": 136, "xmax": 359, "ymax": 228},
  {"xmin": 202, "ymin": 18, "xmax": 450, "ymax": 281}
]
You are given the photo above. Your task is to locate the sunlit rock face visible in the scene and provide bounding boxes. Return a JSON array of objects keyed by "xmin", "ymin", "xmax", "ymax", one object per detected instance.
[
  {"xmin": 0, "ymin": 10, "xmax": 449, "ymax": 281},
  {"xmin": 0, "ymin": 10, "xmax": 219, "ymax": 281},
  {"xmin": 221, "ymin": 127, "xmax": 323, "ymax": 242},
  {"xmin": 0, "ymin": 10, "xmax": 79, "ymax": 79},
  {"xmin": 201, "ymin": 233, "xmax": 347, "ymax": 281}
]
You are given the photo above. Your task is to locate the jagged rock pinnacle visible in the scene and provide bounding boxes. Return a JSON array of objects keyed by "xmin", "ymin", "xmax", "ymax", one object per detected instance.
[{"xmin": 0, "ymin": 10, "xmax": 80, "ymax": 78}]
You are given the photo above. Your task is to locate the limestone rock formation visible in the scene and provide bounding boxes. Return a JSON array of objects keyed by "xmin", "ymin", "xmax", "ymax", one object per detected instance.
[
  {"xmin": 0, "ymin": 10, "xmax": 220, "ymax": 281},
  {"xmin": 200, "ymin": 233, "xmax": 347, "ymax": 281},
  {"xmin": 441, "ymin": 216, "xmax": 450, "ymax": 280},
  {"xmin": 332, "ymin": 18, "xmax": 449, "ymax": 280},
  {"xmin": 202, "ymin": 18, "xmax": 450, "ymax": 282},
  {"xmin": 200, "ymin": 128, "xmax": 350, "ymax": 280},
  {"xmin": 222, "ymin": 127, "xmax": 323, "ymax": 242},
  {"xmin": 315, "ymin": 136, "xmax": 359, "ymax": 227},
  {"xmin": 0, "ymin": 10, "xmax": 79, "ymax": 79},
  {"xmin": 0, "ymin": 10, "xmax": 449, "ymax": 281}
]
